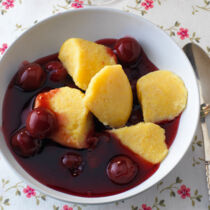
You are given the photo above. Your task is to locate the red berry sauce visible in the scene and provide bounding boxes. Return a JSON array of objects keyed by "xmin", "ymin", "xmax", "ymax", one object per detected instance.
[{"xmin": 2, "ymin": 38, "xmax": 181, "ymax": 197}]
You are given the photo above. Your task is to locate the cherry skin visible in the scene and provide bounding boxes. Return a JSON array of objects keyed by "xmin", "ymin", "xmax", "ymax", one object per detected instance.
[
  {"xmin": 61, "ymin": 153, "xmax": 83, "ymax": 177},
  {"xmin": 62, "ymin": 153, "xmax": 82, "ymax": 169},
  {"xmin": 114, "ymin": 37, "xmax": 141, "ymax": 64},
  {"xmin": 86, "ymin": 136, "xmax": 99, "ymax": 149},
  {"xmin": 16, "ymin": 63, "xmax": 46, "ymax": 91},
  {"xmin": 107, "ymin": 155, "xmax": 138, "ymax": 185},
  {"xmin": 45, "ymin": 61, "xmax": 67, "ymax": 82},
  {"xmin": 26, "ymin": 107, "xmax": 57, "ymax": 139},
  {"xmin": 45, "ymin": 60, "xmax": 62, "ymax": 71},
  {"xmin": 11, "ymin": 128, "xmax": 41, "ymax": 157}
]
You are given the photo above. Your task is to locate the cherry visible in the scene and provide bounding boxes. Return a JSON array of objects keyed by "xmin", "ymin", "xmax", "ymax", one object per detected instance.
[
  {"xmin": 26, "ymin": 107, "xmax": 57, "ymax": 139},
  {"xmin": 11, "ymin": 128, "xmax": 41, "ymax": 157},
  {"xmin": 86, "ymin": 136, "xmax": 99, "ymax": 149},
  {"xmin": 107, "ymin": 155, "xmax": 138, "ymax": 185},
  {"xmin": 61, "ymin": 153, "xmax": 83, "ymax": 177},
  {"xmin": 45, "ymin": 61, "xmax": 67, "ymax": 82},
  {"xmin": 45, "ymin": 61, "xmax": 62, "ymax": 71},
  {"xmin": 114, "ymin": 37, "xmax": 141, "ymax": 64},
  {"xmin": 62, "ymin": 153, "xmax": 82, "ymax": 169},
  {"xmin": 16, "ymin": 63, "xmax": 46, "ymax": 91}
]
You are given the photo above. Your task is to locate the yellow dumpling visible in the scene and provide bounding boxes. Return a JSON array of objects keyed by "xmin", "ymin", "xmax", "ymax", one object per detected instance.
[
  {"xmin": 110, "ymin": 122, "xmax": 168, "ymax": 164},
  {"xmin": 58, "ymin": 38, "xmax": 117, "ymax": 90},
  {"xmin": 84, "ymin": 65, "xmax": 133, "ymax": 128},
  {"xmin": 137, "ymin": 70, "xmax": 188, "ymax": 123},
  {"xmin": 35, "ymin": 87, "xmax": 93, "ymax": 149}
]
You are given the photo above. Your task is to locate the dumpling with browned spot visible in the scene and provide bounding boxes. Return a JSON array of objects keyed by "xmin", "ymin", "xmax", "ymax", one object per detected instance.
[{"xmin": 35, "ymin": 87, "xmax": 94, "ymax": 149}]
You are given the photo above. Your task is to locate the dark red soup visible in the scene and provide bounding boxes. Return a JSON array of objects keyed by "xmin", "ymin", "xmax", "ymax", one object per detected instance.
[{"xmin": 2, "ymin": 37, "xmax": 181, "ymax": 197}]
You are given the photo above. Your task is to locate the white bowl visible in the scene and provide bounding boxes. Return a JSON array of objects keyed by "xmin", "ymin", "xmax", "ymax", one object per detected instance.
[{"xmin": 0, "ymin": 8, "xmax": 199, "ymax": 204}]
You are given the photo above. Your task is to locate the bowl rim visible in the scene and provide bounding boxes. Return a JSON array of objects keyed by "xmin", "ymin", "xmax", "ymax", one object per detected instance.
[{"xmin": 0, "ymin": 7, "xmax": 200, "ymax": 205}]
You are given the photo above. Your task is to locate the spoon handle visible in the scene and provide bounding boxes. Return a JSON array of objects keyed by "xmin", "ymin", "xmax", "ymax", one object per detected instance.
[{"xmin": 201, "ymin": 103, "xmax": 210, "ymax": 118}]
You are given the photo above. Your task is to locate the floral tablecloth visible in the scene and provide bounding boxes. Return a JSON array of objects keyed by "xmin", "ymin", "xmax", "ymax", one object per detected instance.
[{"xmin": 0, "ymin": 0, "xmax": 210, "ymax": 209}]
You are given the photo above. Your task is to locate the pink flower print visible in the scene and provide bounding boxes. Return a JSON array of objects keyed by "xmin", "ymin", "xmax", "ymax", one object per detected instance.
[
  {"xmin": 71, "ymin": 0, "xmax": 84, "ymax": 8},
  {"xmin": 0, "ymin": 43, "xmax": 8, "ymax": 55},
  {"xmin": 63, "ymin": 205, "xmax": 73, "ymax": 210},
  {"xmin": 2, "ymin": 0, "xmax": 14, "ymax": 9},
  {"xmin": 141, "ymin": 0, "xmax": 154, "ymax": 10},
  {"xmin": 23, "ymin": 186, "xmax": 36, "ymax": 198},
  {"xmin": 177, "ymin": 28, "xmax": 189, "ymax": 40},
  {"xmin": 177, "ymin": 184, "xmax": 191, "ymax": 199},
  {"xmin": 140, "ymin": 204, "xmax": 152, "ymax": 210}
]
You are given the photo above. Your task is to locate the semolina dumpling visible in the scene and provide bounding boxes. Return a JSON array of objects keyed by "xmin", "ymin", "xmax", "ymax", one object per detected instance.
[
  {"xmin": 84, "ymin": 65, "xmax": 133, "ymax": 128},
  {"xmin": 34, "ymin": 87, "xmax": 93, "ymax": 149},
  {"xmin": 58, "ymin": 38, "xmax": 117, "ymax": 90},
  {"xmin": 110, "ymin": 122, "xmax": 168, "ymax": 164},
  {"xmin": 136, "ymin": 70, "xmax": 188, "ymax": 123}
]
